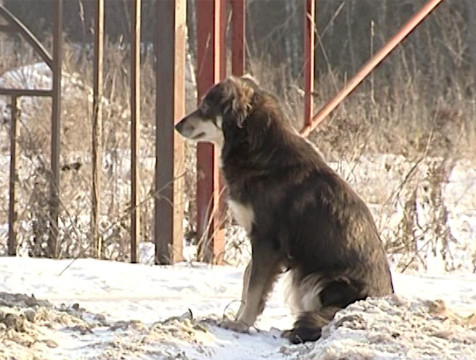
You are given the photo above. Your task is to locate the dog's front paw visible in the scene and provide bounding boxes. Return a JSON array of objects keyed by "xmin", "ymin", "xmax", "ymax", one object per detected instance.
[{"xmin": 220, "ymin": 319, "xmax": 250, "ymax": 333}]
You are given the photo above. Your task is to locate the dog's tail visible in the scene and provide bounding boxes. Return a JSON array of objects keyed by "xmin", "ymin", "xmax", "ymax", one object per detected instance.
[{"xmin": 283, "ymin": 307, "xmax": 340, "ymax": 344}]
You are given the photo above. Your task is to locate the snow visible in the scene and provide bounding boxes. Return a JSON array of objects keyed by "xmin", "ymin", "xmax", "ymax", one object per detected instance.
[{"xmin": 0, "ymin": 255, "xmax": 475, "ymax": 360}]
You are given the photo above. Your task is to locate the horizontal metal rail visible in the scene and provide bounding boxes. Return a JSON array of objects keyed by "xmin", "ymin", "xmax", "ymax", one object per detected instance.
[{"xmin": 0, "ymin": 88, "xmax": 52, "ymax": 97}]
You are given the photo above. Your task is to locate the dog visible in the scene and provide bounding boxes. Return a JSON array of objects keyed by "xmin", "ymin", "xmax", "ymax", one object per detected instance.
[{"xmin": 175, "ymin": 75, "xmax": 394, "ymax": 343}]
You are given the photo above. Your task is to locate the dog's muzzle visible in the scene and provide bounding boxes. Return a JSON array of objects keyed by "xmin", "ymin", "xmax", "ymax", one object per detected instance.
[
  {"xmin": 175, "ymin": 115, "xmax": 196, "ymax": 138},
  {"xmin": 175, "ymin": 111, "xmax": 224, "ymax": 145}
]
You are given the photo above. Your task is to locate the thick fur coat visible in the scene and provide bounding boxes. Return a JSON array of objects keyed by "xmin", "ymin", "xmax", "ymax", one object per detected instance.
[{"xmin": 175, "ymin": 75, "xmax": 394, "ymax": 343}]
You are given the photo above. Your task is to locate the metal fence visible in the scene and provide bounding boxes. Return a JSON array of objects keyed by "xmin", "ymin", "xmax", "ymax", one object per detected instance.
[{"xmin": 0, "ymin": 0, "xmax": 445, "ymax": 264}]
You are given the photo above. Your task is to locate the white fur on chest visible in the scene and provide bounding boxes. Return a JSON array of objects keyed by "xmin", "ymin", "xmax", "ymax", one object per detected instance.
[{"xmin": 229, "ymin": 200, "xmax": 255, "ymax": 233}]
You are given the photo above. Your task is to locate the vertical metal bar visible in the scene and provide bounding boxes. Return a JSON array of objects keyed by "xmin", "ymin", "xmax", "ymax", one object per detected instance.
[
  {"xmin": 467, "ymin": 0, "xmax": 476, "ymax": 87},
  {"xmin": 130, "ymin": 0, "xmax": 141, "ymax": 264},
  {"xmin": 304, "ymin": 0, "xmax": 315, "ymax": 127},
  {"xmin": 231, "ymin": 0, "xmax": 245, "ymax": 76},
  {"xmin": 8, "ymin": 96, "xmax": 19, "ymax": 256},
  {"xmin": 300, "ymin": 0, "xmax": 446, "ymax": 137},
  {"xmin": 196, "ymin": 0, "xmax": 226, "ymax": 263},
  {"xmin": 155, "ymin": 0, "xmax": 186, "ymax": 265},
  {"xmin": 92, "ymin": 0, "xmax": 104, "ymax": 258},
  {"xmin": 49, "ymin": 0, "xmax": 63, "ymax": 259}
]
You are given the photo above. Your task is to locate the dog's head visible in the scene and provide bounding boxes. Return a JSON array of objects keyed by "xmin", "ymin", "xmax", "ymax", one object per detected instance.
[{"xmin": 175, "ymin": 75, "xmax": 258, "ymax": 147}]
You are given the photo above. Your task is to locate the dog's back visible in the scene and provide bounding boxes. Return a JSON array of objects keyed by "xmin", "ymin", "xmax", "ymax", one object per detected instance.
[{"xmin": 276, "ymin": 144, "xmax": 393, "ymax": 296}]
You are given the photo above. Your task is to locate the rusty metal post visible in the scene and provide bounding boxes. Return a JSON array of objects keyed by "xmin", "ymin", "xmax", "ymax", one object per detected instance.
[
  {"xmin": 155, "ymin": 0, "xmax": 186, "ymax": 265},
  {"xmin": 49, "ymin": 0, "xmax": 63, "ymax": 258},
  {"xmin": 130, "ymin": 0, "xmax": 141, "ymax": 263},
  {"xmin": 231, "ymin": 0, "xmax": 245, "ymax": 76},
  {"xmin": 7, "ymin": 96, "xmax": 19, "ymax": 256},
  {"xmin": 304, "ymin": 0, "xmax": 315, "ymax": 127},
  {"xmin": 196, "ymin": 0, "xmax": 226, "ymax": 263},
  {"xmin": 468, "ymin": 0, "xmax": 476, "ymax": 87},
  {"xmin": 92, "ymin": 0, "xmax": 104, "ymax": 258},
  {"xmin": 300, "ymin": 0, "xmax": 446, "ymax": 137}
]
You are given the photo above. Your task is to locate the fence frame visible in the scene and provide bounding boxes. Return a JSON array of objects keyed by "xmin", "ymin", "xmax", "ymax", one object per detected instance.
[{"xmin": 0, "ymin": 3, "xmax": 62, "ymax": 257}]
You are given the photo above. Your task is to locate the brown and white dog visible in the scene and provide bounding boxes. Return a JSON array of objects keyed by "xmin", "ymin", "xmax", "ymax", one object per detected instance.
[{"xmin": 175, "ymin": 75, "xmax": 394, "ymax": 343}]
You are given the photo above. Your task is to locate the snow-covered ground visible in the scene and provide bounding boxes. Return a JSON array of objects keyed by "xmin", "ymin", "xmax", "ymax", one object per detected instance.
[{"xmin": 0, "ymin": 256, "xmax": 475, "ymax": 360}]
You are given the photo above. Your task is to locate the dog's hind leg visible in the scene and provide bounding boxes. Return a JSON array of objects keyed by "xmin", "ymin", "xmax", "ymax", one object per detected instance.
[
  {"xmin": 282, "ymin": 306, "xmax": 340, "ymax": 343},
  {"xmin": 222, "ymin": 243, "xmax": 282, "ymax": 333},
  {"xmin": 283, "ymin": 275, "xmax": 366, "ymax": 343}
]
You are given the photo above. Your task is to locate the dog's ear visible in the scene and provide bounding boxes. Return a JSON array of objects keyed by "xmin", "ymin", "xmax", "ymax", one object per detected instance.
[
  {"xmin": 221, "ymin": 76, "xmax": 254, "ymax": 127},
  {"xmin": 241, "ymin": 73, "xmax": 259, "ymax": 85}
]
